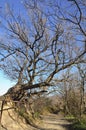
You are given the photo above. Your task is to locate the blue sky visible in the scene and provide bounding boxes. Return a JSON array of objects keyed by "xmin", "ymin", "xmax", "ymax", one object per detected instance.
[
  {"xmin": 0, "ymin": 71, "xmax": 15, "ymax": 95},
  {"xmin": 0, "ymin": 0, "xmax": 23, "ymax": 95},
  {"xmin": 0, "ymin": 0, "xmax": 22, "ymax": 7},
  {"xmin": 0, "ymin": 0, "xmax": 85, "ymax": 95},
  {"xmin": 0, "ymin": 0, "xmax": 24, "ymax": 16}
]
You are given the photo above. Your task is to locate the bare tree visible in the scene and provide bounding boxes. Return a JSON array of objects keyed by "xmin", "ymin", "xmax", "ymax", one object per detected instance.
[
  {"xmin": 54, "ymin": 69, "xmax": 83, "ymax": 118},
  {"xmin": 77, "ymin": 63, "xmax": 86, "ymax": 118},
  {"xmin": 0, "ymin": 0, "xmax": 85, "ymax": 102}
]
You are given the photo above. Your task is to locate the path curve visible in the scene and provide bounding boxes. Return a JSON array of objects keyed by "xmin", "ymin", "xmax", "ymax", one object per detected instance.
[{"xmin": 36, "ymin": 113, "xmax": 72, "ymax": 130}]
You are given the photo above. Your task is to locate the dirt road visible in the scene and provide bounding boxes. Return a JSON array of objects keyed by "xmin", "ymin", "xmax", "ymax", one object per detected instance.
[
  {"xmin": 35, "ymin": 113, "xmax": 72, "ymax": 130},
  {"xmin": 0, "ymin": 107, "xmax": 72, "ymax": 130}
]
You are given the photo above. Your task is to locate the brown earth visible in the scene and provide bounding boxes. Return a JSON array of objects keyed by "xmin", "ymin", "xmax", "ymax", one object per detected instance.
[
  {"xmin": 36, "ymin": 113, "xmax": 72, "ymax": 130},
  {"xmin": 0, "ymin": 103, "xmax": 72, "ymax": 130}
]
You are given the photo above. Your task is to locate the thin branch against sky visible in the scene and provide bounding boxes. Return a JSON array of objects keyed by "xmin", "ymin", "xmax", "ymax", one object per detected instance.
[{"xmin": 0, "ymin": 0, "xmax": 85, "ymax": 96}]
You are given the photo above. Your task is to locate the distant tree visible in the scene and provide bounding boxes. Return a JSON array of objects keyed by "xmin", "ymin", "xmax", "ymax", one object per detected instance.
[
  {"xmin": 55, "ymin": 66, "xmax": 86, "ymax": 119},
  {"xmin": 77, "ymin": 63, "xmax": 86, "ymax": 118}
]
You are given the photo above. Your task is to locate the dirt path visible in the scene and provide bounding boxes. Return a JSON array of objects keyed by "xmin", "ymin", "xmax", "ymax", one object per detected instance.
[
  {"xmin": 0, "ymin": 105, "xmax": 72, "ymax": 130},
  {"xmin": 36, "ymin": 113, "xmax": 72, "ymax": 130}
]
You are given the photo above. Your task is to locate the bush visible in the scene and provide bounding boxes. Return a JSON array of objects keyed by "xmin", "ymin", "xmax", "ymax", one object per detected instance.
[
  {"xmin": 72, "ymin": 118, "xmax": 86, "ymax": 130},
  {"xmin": 33, "ymin": 97, "xmax": 52, "ymax": 115},
  {"xmin": 33, "ymin": 112, "xmax": 40, "ymax": 118},
  {"xmin": 73, "ymin": 123, "xmax": 86, "ymax": 130}
]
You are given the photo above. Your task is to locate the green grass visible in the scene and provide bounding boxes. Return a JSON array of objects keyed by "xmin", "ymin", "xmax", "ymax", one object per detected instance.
[
  {"xmin": 70, "ymin": 118, "xmax": 86, "ymax": 130},
  {"xmin": 65, "ymin": 115, "xmax": 86, "ymax": 130},
  {"xmin": 33, "ymin": 112, "xmax": 40, "ymax": 118},
  {"xmin": 72, "ymin": 121, "xmax": 86, "ymax": 130}
]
